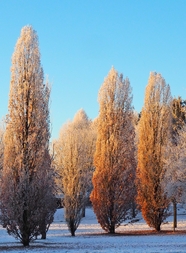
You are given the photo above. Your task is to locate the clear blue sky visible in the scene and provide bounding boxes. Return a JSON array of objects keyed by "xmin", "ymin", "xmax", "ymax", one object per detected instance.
[{"xmin": 0, "ymin": 1, "xmax": 186, "ymax": 139}]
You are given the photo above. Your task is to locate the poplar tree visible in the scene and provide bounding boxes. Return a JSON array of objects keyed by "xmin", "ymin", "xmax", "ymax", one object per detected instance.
[
  {"xmin": 163, "ymin": 97, "xmax": 186, "ymax": 231},
  {"xmin": 0, "ymin": 26, "xmax": 56, "ymax": 246},
  {"xmin": 172, "ymin": 97, "xmax": 186, "ymax": 141},
  {"xmin": 137, "ymin": 72, "xmax": 172, "ymax": 231},
  {"xmin": 0, "ymin": 124, "xmax": 5, "ymax": 173},
  {"xmin": 91, "ymin": 67, "xmax": 136, "ymax": 234},
  {"xmin": 54, "ymin": 109, "xmax": 96, "ymax": 236}
]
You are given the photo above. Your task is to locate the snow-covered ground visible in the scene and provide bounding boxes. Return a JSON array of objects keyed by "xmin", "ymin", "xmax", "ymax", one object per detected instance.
[{"xmin": 0, "ymin": 205, "xmax": 186, "ymax": 252}]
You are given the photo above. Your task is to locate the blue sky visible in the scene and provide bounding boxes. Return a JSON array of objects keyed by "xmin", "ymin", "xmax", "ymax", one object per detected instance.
[{"xmin": 0, "ymin": 1, "xmax": 186, "ymax": 139}]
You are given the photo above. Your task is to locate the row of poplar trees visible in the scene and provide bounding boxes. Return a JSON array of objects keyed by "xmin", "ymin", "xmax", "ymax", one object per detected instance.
[
  {"xmin": 1, "ymin": 26, "xmax": 186, "ymax": 246},
  {"xmin": 54, "ymin": 64, "xmax": 186, "ymax": 236}
]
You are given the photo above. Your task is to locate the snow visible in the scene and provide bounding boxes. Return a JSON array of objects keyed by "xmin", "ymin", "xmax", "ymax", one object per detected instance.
[{"xmin": 0, "ymin": 205, "xmax": 186, "ymax": 252}]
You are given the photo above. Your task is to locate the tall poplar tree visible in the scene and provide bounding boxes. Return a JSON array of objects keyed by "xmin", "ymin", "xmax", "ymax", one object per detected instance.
[
  {"xmin": 0, "ymin": 26, "xmax": 56, "ymax": 246},
  {"xmin": 91, "ymin": 67, "xmax": 136, "ymax": 233},
  {"xmin": 0, "ymin": 124, "xmax": 5, "ymax": 174},
  {"xmin": 137, "ymin": 72, "xmax": 172, "ymax": 231},
  {"xmin": 54, "ymin": 109, "xmax": 96, "ymax": 236},
  {"xmin": 172, "ymin": 97, "xmax": 186, "ymax": 141},
  {"xmin": 163, "ymin": 97, "xmax": 186, "ymax": 230}
]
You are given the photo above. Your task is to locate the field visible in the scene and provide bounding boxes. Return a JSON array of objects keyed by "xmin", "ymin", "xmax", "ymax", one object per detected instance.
[{"xmin": 0, "ymin": 206, "xmax": 186, "ymax": 253}]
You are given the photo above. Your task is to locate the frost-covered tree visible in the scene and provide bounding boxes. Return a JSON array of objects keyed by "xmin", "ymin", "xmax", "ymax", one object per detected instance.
[
  {"xmin": 54, "ymin": 109, "xmax": 96, "ymax": 236},
  {"xmin": 163, "ymin": 126, "xmax": 186, "ymax": 231},
  {"xmin": 172, "ymin": 97, "xmax": 186, "ymax": 140},
  {"xmin": 90, "ymin": 67, "xmax": 136, "ymax": 234},
  {"xmin": 137, "ymin": 72, "xmax": 172, "ymax": 231},
  {"xmin": 0, "ymin": 26, "xmax": 56, "ymax": 246},
  {"xmin": 163, "ymin": 125, "xmax": 186, "ymax": 199},
  {"xmin": 131, "ymin": 111, "xmax": 140, "ymax": 218},
  {"xmin": 0, "ymin": 123, "xmax": 5, "ymax": 174},
  {"xmin": 163, "ymin": 97, "xmax": 186, "ymax": 230}
]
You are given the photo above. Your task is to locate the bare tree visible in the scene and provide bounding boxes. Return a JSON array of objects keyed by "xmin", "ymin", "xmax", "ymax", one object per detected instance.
[
  {"xmin": 90, "ymin": 67, "xmax": 136, "ymax": 234},
  {"xmin": 54, "ymin": 109, "xmax": 96, "ymax": 236},
  {"xmin": 137, "ymin": 72, "xmax": 172, "ymax": 231},
  {"xmin": 0, "ymin": 26, "xmax": 56, "ymax": 246}
]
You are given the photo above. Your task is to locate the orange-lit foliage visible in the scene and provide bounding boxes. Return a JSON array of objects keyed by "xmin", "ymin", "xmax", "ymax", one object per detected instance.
[
  {"xmin": 137, "ymin": 72, "xmax": 172, "ymax": 231},
  {"xmin": 91, "ymin": 67, "xmax": 136, "ymax": 233},
  {"xmin": 0, "ymin": 26, "xmax": 56, "ymax": 246}
]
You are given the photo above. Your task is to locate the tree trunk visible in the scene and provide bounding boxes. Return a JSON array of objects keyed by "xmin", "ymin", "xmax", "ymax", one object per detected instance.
[
  {"xmin": 131, "ymin": 201, "xmax": 136, "ymax": 218},
  {"xmin": 173, "ymin": 200, "xmax": 177, "ymax": 232},
  {"xmin": 155, "ymin": 222, "xmax": 161, "ymax": 232},
  {"xmin": 40, "ymin": 220, "xmax": 47, "ymax": 239},
  {"xmin": 41, "ymin": 231, "xmax": 46, "ymax": 239},
  {"xmin": 23, "ymin": 239, "xmax": 29, "ymax": 247},
  {"xmin": 82, "ymin": 206, "xmax": 86, "ymax": 218},
  {"xmin": 109, "ymin": 224, "xmax": 115, "ymax": 234},
  {"xmin": 22, "ymin": 210, "xmax": 30, "ymax": 246},
  {"xmin": 71, "ymin": 230, "xmax": 75, "ymax": 236},
  {"xmin": 69, "ymin": 219, "xmax": 76, "ymax": 236}
]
